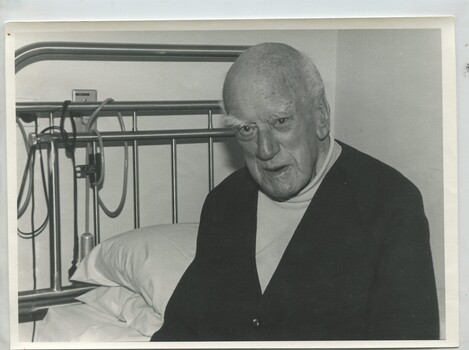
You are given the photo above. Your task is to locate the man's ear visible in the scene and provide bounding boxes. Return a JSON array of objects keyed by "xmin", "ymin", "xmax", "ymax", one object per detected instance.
[{"xmin": 315, "ymin": 97, "xmax": 330, "ymax": 140}]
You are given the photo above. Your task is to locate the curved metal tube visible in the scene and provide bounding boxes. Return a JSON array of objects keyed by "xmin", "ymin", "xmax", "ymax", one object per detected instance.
[
  {"xmin": 19, "ymin": 285, "xmax": 95, "ymax": 320},
  {"xmin": 132, "ymin": 111, "xmax": 140, "ymax": 229},
  {"xmin": 16, "ymin": 100, "xmax": 224, "ymax": 116},
  {"xmin": 15, "ymin": 41, "xmax": 249, "ymax": 73},
  {"xmin": 34, "ymin": 128, "xmax": 234, "ymax": 143}
]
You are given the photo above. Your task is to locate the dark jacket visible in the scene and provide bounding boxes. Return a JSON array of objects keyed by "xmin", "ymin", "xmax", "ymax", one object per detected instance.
[{"xmin": 152, "ymin": 142, "xmax": 440, "ymax": 341}]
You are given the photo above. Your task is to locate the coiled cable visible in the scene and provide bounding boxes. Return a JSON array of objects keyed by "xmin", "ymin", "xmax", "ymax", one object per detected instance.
[
  {"xmin": 84, "ymin": 98, "xmax": 128, "ymax": 231},
  {"xmin": 16, "ymin": 118, "xmax": 49, "ymax": 238},
  {"xmin": 16, "ymin": 118, "xmax": 33, "ymax": 218}
]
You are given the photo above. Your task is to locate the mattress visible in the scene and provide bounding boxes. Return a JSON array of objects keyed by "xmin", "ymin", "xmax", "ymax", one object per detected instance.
[{"xmin": 35, "ymin": 303, "xmax": 151, "ymax": 342}]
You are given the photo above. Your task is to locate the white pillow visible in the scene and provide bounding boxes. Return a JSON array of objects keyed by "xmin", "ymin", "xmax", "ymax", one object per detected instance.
[
  {"xmin": 71, "ymin": 223, "xmax": 198, "ymax": 317},
  {"xmin": 77, "ymin": 286, "xmax": 163, "ymax": 336}
]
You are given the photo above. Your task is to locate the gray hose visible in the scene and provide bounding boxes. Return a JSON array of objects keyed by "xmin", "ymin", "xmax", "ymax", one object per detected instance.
[{"xmin": 85, "ymin": 99, "xmax": 129, "ymax": 220}]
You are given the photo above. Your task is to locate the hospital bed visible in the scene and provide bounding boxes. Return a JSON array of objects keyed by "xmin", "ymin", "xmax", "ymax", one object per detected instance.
[{"xmin": 15, "ymin": 41, "xmax": 247, "ymax": 341}]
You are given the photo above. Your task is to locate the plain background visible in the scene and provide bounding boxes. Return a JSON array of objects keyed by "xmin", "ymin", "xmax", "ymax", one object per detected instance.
[{"xmin": 1, "ymin": 1, "xmax": 468, "ymax": 349}]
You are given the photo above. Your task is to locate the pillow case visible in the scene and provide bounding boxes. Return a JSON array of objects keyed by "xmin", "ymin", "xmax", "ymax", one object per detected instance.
[
  {"xmin": 77, "ymin": 286, "xmax": 163, "ymax": 336},
  {"xmin": 72, "ymin": 223, "xmax": 198, "ymax": 317}
]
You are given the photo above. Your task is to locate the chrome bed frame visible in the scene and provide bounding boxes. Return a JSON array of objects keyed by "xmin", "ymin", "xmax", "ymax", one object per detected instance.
[{"xmin": 16, "ymin": 42, "xmax": 247, "ymax": 322}]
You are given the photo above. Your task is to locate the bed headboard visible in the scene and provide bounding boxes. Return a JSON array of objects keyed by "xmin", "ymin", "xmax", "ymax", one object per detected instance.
[{"xmin": 16, "ymin": 42, "xmax": 246, "ymax": 322}]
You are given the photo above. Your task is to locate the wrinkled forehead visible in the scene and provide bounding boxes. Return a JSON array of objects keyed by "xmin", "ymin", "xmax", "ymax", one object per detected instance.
[
  {"xmin": 224, "ymin": 65, "xmax": 306, "ymax": 119},
  {"xmin": 226, "ymin": 98, "xmax": 295, "ymax": 126}
]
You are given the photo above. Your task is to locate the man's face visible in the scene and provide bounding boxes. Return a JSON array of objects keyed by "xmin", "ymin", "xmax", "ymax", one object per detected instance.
[{"xmin": 227, "ymin": 78, "xmax": 321, "ymax": 201}]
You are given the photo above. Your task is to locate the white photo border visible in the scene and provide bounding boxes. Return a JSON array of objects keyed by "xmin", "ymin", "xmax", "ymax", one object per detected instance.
[{"xmin": 5, "ymin": 17, "xmax": 458, "ymax": 349}]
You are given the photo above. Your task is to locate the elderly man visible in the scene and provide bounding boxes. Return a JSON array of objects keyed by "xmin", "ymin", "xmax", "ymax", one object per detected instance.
[{"xmin": 151, "ymin": 43, "xmax": 439, "ymax": 341}]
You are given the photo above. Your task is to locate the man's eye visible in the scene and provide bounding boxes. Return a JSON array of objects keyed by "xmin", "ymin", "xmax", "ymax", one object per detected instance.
[
  {"xmin": 274, "ymin": 117, "xmax": 291, "ymax": 127},
  {"xmin": 238, "ymin": 125, "xmax": 254, "ymax": 135}
]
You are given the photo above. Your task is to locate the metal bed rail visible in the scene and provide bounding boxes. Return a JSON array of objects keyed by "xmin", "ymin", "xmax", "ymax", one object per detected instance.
[
  {"xmin": 15, "ymin": 41, "xmax": 249, "ymax": 73},
  {"xmin": 17, "ymin": 101, "xmax": 235, "ymax": 321},
  {"xmin": 15, "ymin": 40, "xmax": 246, "ymax": 322},
  {"xmin": 16, "ymin": 100, "xmax": 224, "ymax": 115},
  {"xmin": 19, "ymin": 284, "xmax": 95, "ymax": 323}
]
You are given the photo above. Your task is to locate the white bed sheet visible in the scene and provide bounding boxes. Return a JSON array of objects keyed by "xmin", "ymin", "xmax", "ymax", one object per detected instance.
[
  {"xmin": 33, "ymin": 297, "xmax": 447, "ymax": 342},
  {"xmin": 35, "ymin": 303, "xmax": 151, "ymax": 342}
]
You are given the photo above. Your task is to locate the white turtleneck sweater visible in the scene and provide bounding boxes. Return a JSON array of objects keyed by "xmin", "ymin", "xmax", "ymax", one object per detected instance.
[{"xmin": 255, "ymin": 139, "xmax": 342, "ymax": 293}]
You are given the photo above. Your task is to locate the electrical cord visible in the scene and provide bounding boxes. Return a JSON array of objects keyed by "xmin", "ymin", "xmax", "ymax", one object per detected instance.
[
  {"xmin": 98, "ymin": 124, "xmax": 128, "ymax": 218},
  {"xmin": 86, "ymin": 98, "xmax": 114, "ymax": 131},
  {"xmin": 17, "ymin": 119, "xmax": 49, "ymax": 239},
  {"xmin": 88, "ymin": 129, "xmax": 105, "ymax": 187},
  {"xmin": 15, "ymin": 113, "xmax": 74, "ymax": 341},
  {"xmin": 57, "ymin": 101, "xmax": 80, "ymax": 279},
  {"xmin": 24, "ymin": 120, "xmax": 78, "ymax": 278},
  {"xmin": 17, "ymin": 141, "xmax": 35, "ymax": 217},
  {"xmin": 17, "ymin": 148, "xmax": 49, "ymax": 239},
  {"xmin": 84, "ymin": 98, "xmax": 129, "ymax": 223},
  {"xmin": 16, "ymin": 103, "xmax": 80, "ymax": 339},
  {"xmin": 68, "ymin": 151, "xmax": 79, "ymax": 279},
  {"xmin": 16, "ymin": 118, "xmax": 33, "ymax": 218},
  {"xmin": 17, "ymin": 105, "xmax": 80, "ymax": 278},
  {"xmin": 17, "ymin": 98, "xmax": 129, "ymax": 291}
]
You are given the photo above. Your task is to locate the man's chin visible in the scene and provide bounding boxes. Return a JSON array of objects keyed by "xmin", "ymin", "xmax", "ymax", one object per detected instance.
[
  {"xmin": 260, "ymin": 185, "xmax": 300, "ymax": 202},
  {"xmin": 251, "ymin": 170, "xmax": 303, "ymax": 201}
]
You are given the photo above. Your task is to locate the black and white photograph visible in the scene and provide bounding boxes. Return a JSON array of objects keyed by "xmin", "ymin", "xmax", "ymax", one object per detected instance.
[{"xmin": 5, "ymin": 18, "xmax": 458, "ymax": 348}]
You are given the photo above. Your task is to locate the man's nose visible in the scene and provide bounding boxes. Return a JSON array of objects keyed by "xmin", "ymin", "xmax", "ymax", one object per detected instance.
[{"xmin": 256, "ymin": 129, "xmax": 279, "ymax": 161}]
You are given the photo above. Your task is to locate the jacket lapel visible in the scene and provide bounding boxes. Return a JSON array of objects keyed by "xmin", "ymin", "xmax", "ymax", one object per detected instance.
[
  {"xmin": 224, "ymin": 169, "xmax": 263, "ymax": 298},
  {"xmin": 261, "ymin": 150, "xmax": 358, "ymax": 298}
]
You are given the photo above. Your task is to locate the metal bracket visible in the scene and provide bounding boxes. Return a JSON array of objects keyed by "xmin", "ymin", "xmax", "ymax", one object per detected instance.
[
  {"xmin": 31, "ymin": 133, "xmax": 59, "ymax": 146},
  {"xmin": 75, "ymin": 164, "xmax": 97, "ymax": 179},
  {"xmin": 75, "ymin": 152, "xmax": 102, "ymax": 185}
]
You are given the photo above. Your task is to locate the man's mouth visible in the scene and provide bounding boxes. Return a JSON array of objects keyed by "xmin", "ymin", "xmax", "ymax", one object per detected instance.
[{"xmin": 264, "ymin": 165, "xmax": 288, "ymax": 175}]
